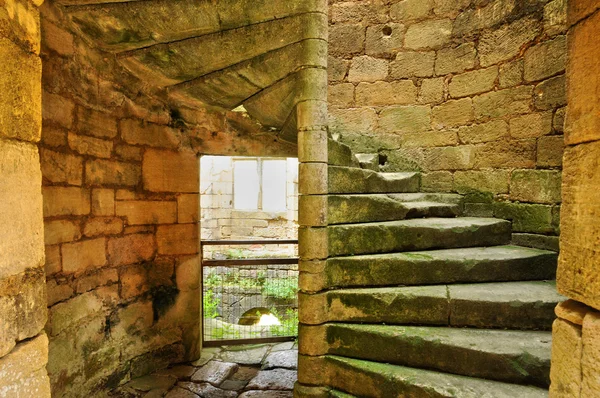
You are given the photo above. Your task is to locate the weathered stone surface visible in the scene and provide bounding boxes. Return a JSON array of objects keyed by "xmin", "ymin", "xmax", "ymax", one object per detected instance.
[
  {"xmin": 67, "ymin": 133, "xmax": 113, "ymax": 159},
  {"xmin": 191, "ymin": 361, "xmax": 238, "ymax": 385},
  {"xmin": 49, "ymin": 288, "xmax": 114, "ymax": 336},
  {"xmin": 419, "ymin": 77, "xmax": 444, "ymax": 104},
  {"xmin": 510, "ymin": 170, "xmax": 562, "ymax": 204},
  {"xmin": 435, "ymin": 42, "xmax": 476, "ymax": 75},
  {"xmin": 143, "ymin": 149, "xmax": 199, "ymax": 193},
  {"xmin": 556, "ymin": 300, "xmax": 591, "ymax": 326},
  {"xmin": 510, "ymin": 112, "xmax": 553, "ymax": 139},
  {"xmin": 404, "ymin": 19, "xmax": 452, "ymax": 50},
  {"xmin": 390, "ymin": 51, "xmax": 435, "ymax": 78},
  {"xmin": 494, "ymin": 202, "xmax": 557, "ymax": 234},
  {"xmin": 347, "ymin": 56, "xmax": 388, "ymax": 83},
  {"xmin": 422, "ymin": 146, "xmax": 476, "ymax": 171},
  {"xmin": 478, "ymin": 17, "xmax": 541, "ymax": 67},
  {"xmin": 452, "ymin": 0, "xmax": 516, "ymax": 36},
  {"xmin": 355, "ymin": 81, "xmax": 417, "ymax": 106},
  {"xmin": 379, "ymin": 105, "xmax": 431, "ymax": 133},
  {"xmin": 86, "ymin": 159, "xmax": 141, "ymax": 187},
  {"xmin": 179, "ymin": 382, "xmax": 236, "ymax": 398},
  {"xmin": 83, "ymin": 217, "xmax": 123, "ymax": 237},
  {"xmin": 42, "ymin": 187, "xmax": 90, "ymax": 217},
  {"xmin": 365, "ymin": 23, "xmax": 404, "ymax": 57},
  {"xmin": 421, "ymin": 171, "xmax": 453, "ymax": 192},
  {"xmin": 458, "ymin": 120, "xmax": 508, "ymax": 144},
  {"xmin": 534, "ymin": 74, "xmax": 566, "ymax": 111},
  {"xmin": 156, "ymin": 224, "xmax": 199, "ymax": 255},
  {"xmin": 537, "ymin": 135, "xmax": 564, "ymax": 167},
  {"xmin": 431, "ymin": 98, "xmax": 473, "ymax": 128},
  {"xmin": 247, "ymin": 369, "xmax": 297, "ymax": 390},
  {"xmin": 42, "ymin": 91, "xmax": 74, "ymax": 129},
  {"xmin": 75, "ymin": 268, "xmax": 118, "ymax": 293},
  {"xmin": 328, "ymin": 167, "xmax": 419, "ymax": 194},
  {"xmin": 544, "ymin": 0, "xmax": 567, "ymax": 36},
  {"xmin": 121, "ymin": 119, "xmax": 182, "ymax": 149},
  {"xmin": 91, "ymin": 188, "xmax": 114, "ymax": 216},
  {"xmin": 126, "ymin": 374, "xmax": 177, "ymax": 392},
  {"xmin": 391, "ymin": 0, "xmax": 433, "ymax": 21},
  {"xmin": 239, "ymin": 392, "xmax": 293, "ymax": 398},
  {"xmin": 328, "ymin": 83, "xmax": 354, "ymax": 107},
  {"xmin": 329, "ymin": 24, "xmax": 365, "ymax": 56},
  {"xmin": 116, "ymin": 201, "xmax": 177, "ymax": 225},
  {"xmin": 449, "ymin": 67, "xmax": 498, "ymax": 98},
  {"xmin": 221, "ymin": 345, "xmax": 270, "ymax": 366},
  {"xmin": 473, "ymin": 86, "xmax": 532, "ymax": 119},
  {"xmin": 550, "ymin": 318, "xmax": 583, "ymax": 397},
  {"xmin": 76, "ymin": 107, "xmax": 118, "ymax": 139},
  {"xmin": 44, "ymin": 219, "xmax": 81, "ymax": 245},
  {"xmin": 474, "ymin": 140, "xmax": 536, "ymax": 169},
  {"xmin": 499, "ymin": 60, "xmax": 524, "ymax": 89},
  {"xmin": 582, "ymin": 312, "xmax": 600, "ymax": 396},
  {"xmin": 61, "ymin": 238, "xmax": 107, "ymax": 275},
  {"xmin": 329, "ymin": 108, "xmax": 377, "ymax": 134},
  {"xmin": 165, "ymin": 386, "xmax": 198, "ymax": 398},
  {"xmin": 263, "ymin": 350, "xmax": 298, "ymax": 370},
  {"xmin": 40, "ymin": 148, "xmax": 83, "ymax": 186},
  {"xmin": 178, "ymin": 194, "xmax": 199, "ymax": 224},
  {"xmin": 454, "ymin": 170, "xmax": 510, "ymax": 194},
  {"xmin": 524, "ymin": 35, "xmax": 566, "ymax": 82},
  {"xmin": 0, "ymin": 334, "xmax": 50, "ymax": 398},
  {"xmin": 107, "ymin": 234, "xmax": 155, "ymax": 266}
]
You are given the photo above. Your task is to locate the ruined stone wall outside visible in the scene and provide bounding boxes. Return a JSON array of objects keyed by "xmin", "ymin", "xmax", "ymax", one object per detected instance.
[
  {"xmin": 0, "ymin": 0, "xmax": 52, "ymax": 396},
  {"xmin": 328, "ymin": 0, "xmax": 566, "ymax": 248},
  {"xmin": 551, "ymin": 1, "xmax": 600, "ymax": 396},
  {"xmin": 39, "ymin": 2, "xmax": 296, "ymax": 396}
]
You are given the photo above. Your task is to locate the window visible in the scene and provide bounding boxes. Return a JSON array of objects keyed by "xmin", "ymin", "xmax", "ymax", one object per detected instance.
[{"xmin": 233, "ymin": 158, "xmax": 297, "ymax": 212}]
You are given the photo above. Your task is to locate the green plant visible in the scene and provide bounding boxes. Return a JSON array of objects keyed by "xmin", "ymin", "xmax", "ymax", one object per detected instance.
[
  {"xmin": 203, "ymin": 289, "xmax": 220, "ymax": 319},
  {"xmin": 212, "ymin": 323, "xmax": 241, "ymax": 339},
  {"xmin": 204, "ymin": 273, "xmax": 223, "ymax": 289},
  {"xmin": 270, "ymin": 308, "xmax": 298, "ymax": 337},
  {"xmin": 262, "ymin": 277, "xmax": 298, "ymax": 300}
]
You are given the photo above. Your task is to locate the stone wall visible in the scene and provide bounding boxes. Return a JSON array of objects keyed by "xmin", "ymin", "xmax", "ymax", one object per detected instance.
[
  {"xmin": 328, "ymin": 0, "xmax": 567, "ymax": 248},
  {"xmin": 551, "ymin": 1, "xmax": 600, "ymax": 396},
  {"xmin": 38, "ymin": 2, "xmax": 295, "ymax": 396},
  {"xmin": 0, "ymin": 0, "xmax": 51, "ymax": 396}
]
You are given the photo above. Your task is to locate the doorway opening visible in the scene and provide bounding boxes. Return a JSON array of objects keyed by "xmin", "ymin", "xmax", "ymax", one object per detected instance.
[{"xmin": 200, "ymin": 156, "xmax": 299, "ymax": 346}]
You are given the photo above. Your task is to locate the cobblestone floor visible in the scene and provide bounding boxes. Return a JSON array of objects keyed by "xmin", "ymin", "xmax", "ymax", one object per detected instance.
[{"xmin": 112, "ymin": 342, "xmax": 298, "ymax": 397}]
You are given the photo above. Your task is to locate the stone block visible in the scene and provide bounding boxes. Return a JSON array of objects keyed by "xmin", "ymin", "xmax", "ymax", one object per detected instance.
[
  {"xmin": 537, "ymin": 135, "xmax": 564, "ymax": 167},
  {"xmin": 510, "ymin": 170, "xmax": 562, "ymax": 204},
  {"xmin": 473, "ymin": 86, "xmax": 533, "ymax": 119},
  {"xmin": 458, "ymin": 120, "xmax": 508, "ymax": 144},
  {"xmin": 347, "ymin": 56, "xmax": 388, "ymax": 83},
  {"xmin": 327, "ymin": 56, "xmax": 349, "ymax": 82},
  {"xmin": 120, "ymin": 119, "xmax": 181, "ymax": 149},
  {"xmin": 550, "ymin": 318, "xmax": 582, "ymax": 397},
  {"xmin": 397, "ymin": 131, "xmax": 458, "ymax": 148},
  {"xmin": 83, "ymin": 217, "xmax": 123, "ymax": 237},
  {"xmin": 178, "ymin": 194, "xmax": 199, "ymax": 224},
  {"xmin": 474, "ymin": 140, "xmax": 536, "ymax": 169},
  {"xmin": 44, "ymin": 245, "xmax": 61, "ymax": 276},
  {"xmin": 42, "ymin": 91, "xmax": 74, "ymax": 129},
  {"xmin": 434, "ymin": 0, "xmax": 471, "ymax": 17},
  {"xmin": 67, "ymin": 133, "xmax": 113, "ymax": 159},
  {"xmin": 404, "ymin": 19, "xmax": 452, "ymax": 50},
  {"xmin": 329, "ymin": 108, "xmax": 378, "ymax": 135},
  {"xmin": 499, "ymin": 59, "xmax": 524, "ymax": 89},
  {"xmin": 365, "ymin": 23, "xmax": 404, "ymax": 57},
  {"xmin": 328, "ymin": 83, "xmax": 354, "ymax": 107},
  {"xmin": 107, "ymin": 234, "xmax": 155, "ymax": 266},
  {"xmin": 435, "ymin": 43, "xmax": 476, "ymax": 75},
  {"xmin": 0, "ymin": 0, "xmax": 41, "ymax": 54},
  {"xmin": 422, "ymin": 146, "xmax": 476, "ymax": 171},
  {"xmin": 0, "ymin": 37, "xmax": 41, "ymax": 142},
  {"xmin": 534, "ymin": 75, "xmax": 566, "ymax": 111},
  {"xmin": 116, "ymin": 189, "xmax": 136, "ymax": 201},
  {"xmin": 565, "ymin": 10, "xmax": 600, "ymax": 145},
  {"xmin": 299, "ymin": 195, "xmax": 327, "ymax": 227},
  {"xmin": 62, "ymin": 238, "xmax": 107, "ymax": 275},
  {"xmin": 46, "ymin": 280, "xmax": 73, "ymax": 307},
  {"xmin": 329, "ymin": 24, "xmax": 364, "ymax": 56},
  {"xmin": 41, "ymin": 18, "xmax": 74, "ymax": 56},
  {"xmin": 298, "ymin": 128, "xmax": 327, "ymax": 163},
  {"xmin": 558, "ymin": 142, "xmax": 600, "ymax": 308},
  {"xmin": 119, "ymin": 264, "xmax": 150, "ymax": 300},
  {"xmin": 0, "ymin": 140, "xmax": 44, "ymax": 279},
  {"xmin": 452, "ymin": 0, "xmax": 516, "ymax": 36},
  {"xmin": 420, "ymin": 171, "xmax": 453, "ymax": 192},
  {"xmin": 42, "ymin": 186, "xmax": 90, "ymax": 217},
  {"xmin": 40, "ymin": 148, "xmax": 83, "ymax": 186},
  {"xmin": 44, "ymin": 219, "xmax": 81, "ymax": 245},
  {"xmin": 544, "ymin": 0, "xmax": 567, "ymax": 36},
  {"xmin": 509, "ymin": 112, "xmax": 553, "ymax": 139},
  {"xmin": 431, "ymin": 98, "xmax": 473, "ymax": 129},
  {"xmin": 567, "ymin": 0, "xmax": 600, "ymax": 26},
  {"xmin": 329, "ymin": 1, "xmax": 388, "ymax": 24},
  {"xmin": 554, "ymin": 107, "xmax": 566, "ymax": 132},
  {"xmin": 116, "ymin": 201, "xmax": 177, "ymax": 225},
  {"xmin": 143, "ymin": 149, "xmax": 199, "ymax": 193},
  {"xmin": 379, "ymin": 105, "xmax": 431, "ymax": 133},
  {"xmin": 115, "ymin": 144, "xmax": 142, "ymax": 161},
  {"xmin": 419, "ymin": 77, "xmax": 445, "ymax": 104},
  {"xmin": 449, "ymin": 66, "xmax": 498, "ymax": 98},
  {"xmin": 41, "ymin": 126, "xmax": 67, "ymax": 148},
  {"xmin": 556, "ymin": 300, "xmax": 591, "ymax": 326},
  {"xmin": 49, "ymin": 290, "xmax": 104, "ymax": 336},
  {"xmin": 454, "ymin": 170, "xmax": 510, "ymax": 194},
  {"xmin": 299, "ymin": 227, "xmax": 328, "ymax": 260},
  {"xmin": 91, "ymin": 189, "xmax": 114, "ymax": 216},
  {"xmin": 156, "ymin": 224, "xmax": 199, "ymax": 255},
  {"xmin": 355, "ymin": 80, "xmax": 417, "ymax": 106},
  {"xmin": 582, "ymin": 312, "xmax": 600, "ymax": 396},
  {"xmin": 176, "ymin": 256, "xmax": 200, "ymax": 292},
  {"xmin": 76, "ymin": 107, "xmax": 118, "ymax": 139},
  {"xmin": 86, "ymin": 159, "xmax": 141, "ymax": 187},
  {"xmin": 390, "ymin": 51, "xmax": 435, "ymax": 78},
  {"xmin": 391, "ymin": 0, "xmax": 433, "ymax": 21},
  {"xmin": 478, "ymin": 17, "xmax": 541, "ymax": 67},
  {"xmin": 0, "ymin": 296, "xmax": 17, "ymax": 358},
  {"xmin": 0, "ymin": 334, "xmax": 50, "ymax": 397},
  {"xmin": 524, "ymin": 35, "xmax": 567, "ymax": 82},
  {"xmin": 75, "ymin": 268, "xmax": 118, "ymax": 294},
  {"xmin": 493, "ymin": 202, "xmax": 556, "ymax": 234},
  {"xmin": 299, "ymin": 163, "xmax": 327, "ymax": 195}
]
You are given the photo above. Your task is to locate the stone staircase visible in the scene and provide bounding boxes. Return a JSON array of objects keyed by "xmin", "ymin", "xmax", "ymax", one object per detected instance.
[{"xmin": 296, "ymin": 139, "xmax": 563, "ymax": 397}]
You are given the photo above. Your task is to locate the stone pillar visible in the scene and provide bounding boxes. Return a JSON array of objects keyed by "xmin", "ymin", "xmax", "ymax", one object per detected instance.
[
  {"xmin": 0, "ymin": 0, "xmax": 51, "ymax": 396},
  {"xmin": 551, "ymin": 1, "xmax": 600, "ymax": 396}
]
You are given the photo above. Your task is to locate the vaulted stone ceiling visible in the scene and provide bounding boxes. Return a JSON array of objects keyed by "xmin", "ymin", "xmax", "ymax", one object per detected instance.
[{"xmin": 54, "ymin": 0, "xmax": 328, "ymax": 142}]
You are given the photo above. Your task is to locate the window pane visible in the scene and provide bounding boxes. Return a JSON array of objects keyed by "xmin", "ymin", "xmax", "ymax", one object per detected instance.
[
  {"xmin": 233, "ymin": 160, "xmax": 259, "ymax": 210},
  {"xmin": 262, "ymin": 160, "xmax": 287, "ymax": 212}
]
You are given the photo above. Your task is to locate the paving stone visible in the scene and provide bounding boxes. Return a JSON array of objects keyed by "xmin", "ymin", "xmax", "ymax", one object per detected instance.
[
  {"xmin": 164, "ymin": 387, "xmax": 199, "ymax": 398},
  {"xmin": 127, "ymin": 375, "xmax": 177, "ymax": 392},
  {"xmin": 154, "ymin": 365, "xmax": 196, "ymax": 379},
  {"xmin": 239, "ymin": 392, "xmax": 293, "ymax": 398},
  {"xmin": 220, "ymin": 345, "xmax": 270, "ymax": 365},
  {"xmin": 262, "ymin": 350, "xmax": 298, "ymax": 370},
  {"xmin": 270, "ymin": 342, "xmax": 295, "ymax": 352},
  {"xmin": 247, "ymin": 369, "xmax": 297, "ymax": 390},
  {"xmin": 230, "ymin": 366, "xmax": 260, "ymax": 381},
  {"xmin": 220, "ymin": 379, "xmax": 248, "ymax": 391},
  {"xmin": 178, "ymin": 382, "xmax": 237, "ymax": 398},
  {"xmin": 191, "ymin": 361, "xmax": 238, "ymax": 385},
  {"xmin": 191, "ymin": 347, "xmax": 221, "ymax": 367}
]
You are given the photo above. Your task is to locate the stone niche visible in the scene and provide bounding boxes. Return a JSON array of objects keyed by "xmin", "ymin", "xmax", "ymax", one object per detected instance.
[{"xmin": 37, "ymin": 1, "xmax": 296, "ymax": 396}]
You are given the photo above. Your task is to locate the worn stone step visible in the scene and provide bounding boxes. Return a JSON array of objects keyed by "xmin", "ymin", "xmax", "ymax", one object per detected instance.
[
  {"xmin": 354, "ymin": 153, "xmax": 379, "ymax": 171},
  {"xmin": 300, "ymin": 324, "xmax": 552, "ymax": 387},
  {"xmin": 316, "ymin": 246, "xmax": 557, "ymax": 290},
  {"xmin": 298, "ymin": 355, "xmax": 549, "ymax": 398},
  {"xmin": 299, "ymin": 281, "xmax": 563, "ymax": 329},
  {"xmin": 328, "ymin": 194, "xmax": 462, "ymax": 225},
  {"xmin": 328, "ymin": 217, "xmax": 511, "ymax": 256},
  {"xmin": 328, "ymin": 139, "xmax": 360, "ymax": 168},
  {"xmin": 328, "ymin": 166, "xmax": 420, "ymax": 194}
]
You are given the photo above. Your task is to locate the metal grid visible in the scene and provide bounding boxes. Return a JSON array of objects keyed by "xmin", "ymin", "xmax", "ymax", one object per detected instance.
[{"xmin": 202, "ymin": 240, "xmax": 298, "ymax": 346}]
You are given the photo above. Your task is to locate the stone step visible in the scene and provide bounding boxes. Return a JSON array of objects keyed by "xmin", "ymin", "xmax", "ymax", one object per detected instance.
[
  {"xmin": 328, "ymin": 217, "xmax": 511, "ymax": 256},
  {"xmin": 300, "ymin": 324, "xmax": 552, "ymax": 387},
  {"xmin": 328, "ymin": 139, "xmax": 360, "ymax": 168},
  {"xmin": 354, "ymin": 153, "xmax": 379, "ymax": 171},
  {"xmin": 298, "ymin": 355, "xmax": 549, "ymax": 398},
  {"xmin": 299, "ymin": 281, "xmax": 563, "ymax": 330},
  {"xmin": 328, "ymin": 194, "xmax": 462, "ymax": 225},
  {"xmin": 319, "ymin": 246, "xmax": 557, "ymax": 290},
  {"xmin": 328, "ymin": 166, "xmax": 420, "ymax": 194}
]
